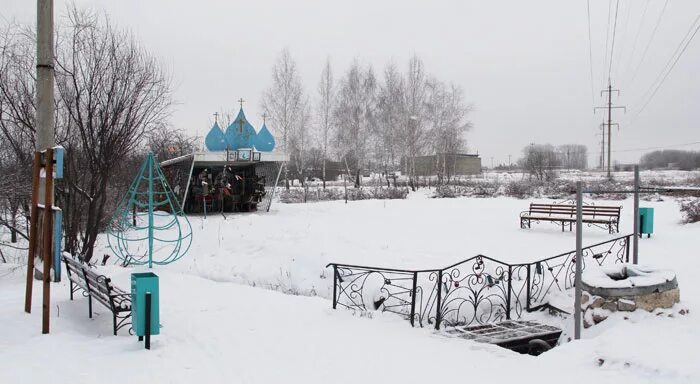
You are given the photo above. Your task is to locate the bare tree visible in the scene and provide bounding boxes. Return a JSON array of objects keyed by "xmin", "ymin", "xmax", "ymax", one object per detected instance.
[
  {"xmin": 375, "ymin": 62, "xmax": 405, "ymax": 186},
  {"xmin": 148, "ymin": 125, "xmax": 198, "ymax": 161},
  {"xmin": 289, "ymin": 99, "xmax": 311, "ymax": 187},
  {"xmin": 334, "ymin": 60, "xmax": 377, "ymax": 187},
  {"xmin": 0, "ymin": 22, "xmax": 37, "ymax": 245},
  {"xmin": 262, "ymin": 48, "xmax": 305, "ymax": 189},
  {"xmin": 54, "ymin": 7, "xmax": 173, "ymax": 262},
  {"xmin": 401, "ymin": 55, "xmax": 428, "ymax": 191},
  {"xmin": 557, "ymin": 144, "xmax": 588, "ymax": 170},
  {"xmin": 425, "ymin": 80, "xmax": 471, "ymax": 184},
  {"xmin": 315, "ymin": 58, "xmax": 335, "ymax": 189},
  {"xmin": 520, "ymin": 144, "xmax": 561, "ymax": 181}
]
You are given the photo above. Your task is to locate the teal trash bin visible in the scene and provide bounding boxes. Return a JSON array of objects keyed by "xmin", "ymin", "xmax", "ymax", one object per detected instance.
[
  {"xmin": 131, "ymin": 272, "xmax": 160, "ymax": 337},
  {"xmin": 638, "ymin": 207, "xmax": 654, "ymax": 238}
]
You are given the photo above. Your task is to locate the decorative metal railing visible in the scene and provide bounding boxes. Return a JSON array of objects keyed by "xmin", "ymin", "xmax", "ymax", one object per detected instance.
[{"xmin": 327, "ymin": 234, "xmax": 631, "ymax": 329}]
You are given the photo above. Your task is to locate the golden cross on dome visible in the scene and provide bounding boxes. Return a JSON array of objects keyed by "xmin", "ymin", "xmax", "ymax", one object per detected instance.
[{"xmin": 238, "ymin": 98, "xmax": 245, "ymax": 109}]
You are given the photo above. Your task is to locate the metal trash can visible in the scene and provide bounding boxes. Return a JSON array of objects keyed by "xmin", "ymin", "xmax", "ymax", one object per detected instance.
[
  {"xmin": 638, "ymin": 207, "xmax": 654, "ymax": 238},
  {"xmin": 131, "ymin": 272, "xmax": 160, "ymax": 337}
]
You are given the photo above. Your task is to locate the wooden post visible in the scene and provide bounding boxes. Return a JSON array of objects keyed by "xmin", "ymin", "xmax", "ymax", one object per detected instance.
[
  {"xmin": 42, "ymin": 147, "xmax": 54, "ymax": 334},
  {"xmin": 24, "ymin": 152, "xmax": 42, "ymax": 313}
]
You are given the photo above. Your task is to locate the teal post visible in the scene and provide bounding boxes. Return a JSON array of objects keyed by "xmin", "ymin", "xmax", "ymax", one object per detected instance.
[
  {"xmin": 147, "ymin": 154, "xmax": 154, "ymax": 268},
  {"xmin": 131, "ymin": 272, "xmax": 160, "ymax": 337},
  {"xmin": 52, "ymin": 208, "xmax": 62, "ymax": 282}
]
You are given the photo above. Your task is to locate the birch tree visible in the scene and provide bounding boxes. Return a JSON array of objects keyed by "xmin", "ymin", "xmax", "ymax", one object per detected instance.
[
  {"xmin": 315, "ymin": 58, "xmax": 335, "ymax": 189},
  {"xmin": 262, "ymin": 48, "xmax": 305, "ymax": 189},
  {"xmin": 333, "ymin": 61, "xmax": 376, "ymax": 187},
  {"xmin": 375, "ymin": 63, "xmax": 405, "ymax": 186},
  {"xmin": 402, "ymin": 55, "xmax": 428, "ymax": 190}
]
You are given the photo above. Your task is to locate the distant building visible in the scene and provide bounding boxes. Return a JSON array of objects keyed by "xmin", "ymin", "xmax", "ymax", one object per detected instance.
[
  {"xmin": 410, "ymin": 153, "xmax": 482, "ymax": 177},
  {"xmin": 304, "ymin": 160, "xmax": 345, "ymax": 182}
]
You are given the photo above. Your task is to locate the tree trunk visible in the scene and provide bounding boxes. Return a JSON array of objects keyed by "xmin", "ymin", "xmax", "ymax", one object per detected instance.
[{"xmin": 322, "ymin": 159, "xmax": 326, "ymax": 190}]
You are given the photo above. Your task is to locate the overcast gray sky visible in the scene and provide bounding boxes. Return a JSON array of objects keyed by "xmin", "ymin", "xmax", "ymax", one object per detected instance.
[{"xmin": 4, "ymin": 0, "xmax": 700, "ymax": 165}]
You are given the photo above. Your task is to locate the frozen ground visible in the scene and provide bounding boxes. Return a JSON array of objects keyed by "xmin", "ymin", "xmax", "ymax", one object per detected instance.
[{"xmin": 1, "ymin": 191, "xmax": 699, "ymax": 383}]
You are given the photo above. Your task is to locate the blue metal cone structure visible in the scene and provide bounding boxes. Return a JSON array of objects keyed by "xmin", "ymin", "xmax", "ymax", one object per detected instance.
[
  {"xmin": 107, "ymin": 153, "xmax": 192, "ymax": 268},
  {"xmin": 225, "ymin": 109, "xmax": 257, "ymax": 150},
  {"xmin": 205, "ymin": 121, "xmax": 227, "ymax": 151},
  {"xmin": 254, "ymin": 123, "xmax": 276, "ymax": 152}
]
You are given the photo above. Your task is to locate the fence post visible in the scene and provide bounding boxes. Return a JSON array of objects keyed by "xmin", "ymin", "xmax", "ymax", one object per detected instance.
[
  {"xmin": 526, "ymin": 264, "xmax": 531, "ymax": 312},
  {"xmin": 574, "ymin": 181, "xmax": 583, "ymax": 340},
  {"xmin": 633, "ymin": 165, "xmax": 640, "ymax": 264},
  {"xmin": 332, "ymin": 265, "xmax": 338, "ymax": 310},
  {"xmin": 435, "ymin": 270, "xmax": 443, "ymax": 330},
  {"xmin": 410, "ymin": 272, "xmax": 418, "ymax": 327},
  {"xmin": 625, "ymin": 235, "xmax": 631, "ymax": 263},
  {"xmin": 506, "ymin": 265, "xmax": 512, "ymax": 320}
]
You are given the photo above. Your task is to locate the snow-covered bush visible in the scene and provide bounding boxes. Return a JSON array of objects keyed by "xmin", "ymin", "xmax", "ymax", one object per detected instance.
[
  {"xmin": 504, "ymin": 180, "xmax": 537, "ymax": 199},
  {"xmin": 680, "ymin": 199, "xmax": 700, "ymax": 223},
  {"xmin": 279, "ymin": 186, "xmax": 408, "ymax": 203}
]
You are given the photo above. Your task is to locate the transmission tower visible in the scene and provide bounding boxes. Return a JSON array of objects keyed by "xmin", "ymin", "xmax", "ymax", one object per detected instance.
[{"xmin": 595, "ymin": 80, "xmax": 625, "ymax": 178}]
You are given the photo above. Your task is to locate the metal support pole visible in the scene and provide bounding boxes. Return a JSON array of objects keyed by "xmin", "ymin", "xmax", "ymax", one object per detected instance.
[
  {"xmin": 331, "ymin": 265, "xmax": 338, "ymax": 310},
  {"xmin": 633, "ymin": 165, "xmax": 640, "ymax": 264},
  {"xmin": 435, "ymin": 270, "xmax": 443, "ymax": 330},
  {"xmin": 506, "ymin": 265, "xmax": 512, "ymax": 320},
  {"xmin": 409, "ymin": 272, "xmax": 418, "ymax": 327},
  {"xmin": 525, "ymin": 264, "xmax": 531, "ymax": 311},
  {"xmin": 574, "ymin": 181, "xmax": 583, "ymax": 340},
  {"xmin": 147, "ymin": 155, "xmax": 154, "ymax": 268},
  {"xmin": 145, "ymin": 292, "xmax": 152, "ymax": 350}
]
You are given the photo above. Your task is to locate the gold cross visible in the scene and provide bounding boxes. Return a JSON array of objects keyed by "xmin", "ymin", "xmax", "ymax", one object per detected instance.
[
  {"xmin": 238, "ymin": 98, "xmax": 245, "ymax": 109},
  {"xmin": 262, "ymin": 113, "xmax": 267, "ymax": 124},
  {"xmin": 213, "ymin": 112, "xmax": 219, "ymax": 123}
]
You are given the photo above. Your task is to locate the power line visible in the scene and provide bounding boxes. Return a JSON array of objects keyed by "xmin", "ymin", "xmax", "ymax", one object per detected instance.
[
  {"xmin": 608, "ymin": 0, "xmax": 621, "ymax": 79},
  {"xmin": 601, "ymin": 0, "xmax": 613, "ymax": 88},
  {"xmin": 586, "ymin": 0, "xmax": 595, "ymax": 105},
  {"xmin": 628, "ymin": 0, "xmax": 669, "ymax": 88},
  {"xmin": 622, "ymin": 0, "xmax": 651, "ymax": 88},
  {"xmin": 591, "ymin": 140, "xmax": 700, "ymax": 154},
  {"xmin": 633, "ymin": 12, "xmax": 700, "ymax": 119}
]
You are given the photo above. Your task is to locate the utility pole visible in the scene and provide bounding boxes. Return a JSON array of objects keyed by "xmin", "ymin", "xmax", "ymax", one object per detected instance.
[
  {"xmin": 32, "ymin": 0, "xmax": 55, "ymax": 335},
  {"xmin": 595, "ymin": 80, "xmax": 625, "ymax": 179},
  {"xmin": 600, "ymin": 130, "xmax": 604, "ymax": 169},
  {"xmin": 37, "ymin": 0, "xmax": 55, "ymax": 190}
]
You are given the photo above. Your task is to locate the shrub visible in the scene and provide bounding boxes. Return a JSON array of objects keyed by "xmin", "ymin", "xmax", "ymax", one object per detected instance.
[
  {"xmin": 279, "ymin": 186, "xmax": 408, "ymax": 203},
  {"xmin": 680, "ymin": 199, "xmax": 700, "ymax": 223}
]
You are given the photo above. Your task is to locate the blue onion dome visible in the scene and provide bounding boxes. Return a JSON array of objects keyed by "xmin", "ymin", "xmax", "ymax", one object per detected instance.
[
  {"xmin": 254, "ymin": 123, "xmax": 276, "ymax": 152},
  {"xmin": 225, "ymin": 109, "xmax": 257, "ymax": 150},
  {"xmin": 204, "ymin": 121, "xmax": 227, "ymax": 151}
]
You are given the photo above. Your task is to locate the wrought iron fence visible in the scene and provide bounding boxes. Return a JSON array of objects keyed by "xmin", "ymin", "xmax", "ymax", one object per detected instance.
[{"xmin": 327, "ymin": 234, "xmax": 631, "ymax": 329}]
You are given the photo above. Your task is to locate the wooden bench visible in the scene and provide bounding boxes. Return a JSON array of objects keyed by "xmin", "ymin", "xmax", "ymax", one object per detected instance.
[
  {"xmin": 520, "ymin": 203, "xmax": 621, "ymax": 234},
  {"xmin": 63, "ymin": 254, "xmax": 132, "ymax": 335}
]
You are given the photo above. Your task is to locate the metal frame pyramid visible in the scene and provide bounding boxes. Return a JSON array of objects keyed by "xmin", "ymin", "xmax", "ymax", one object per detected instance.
[{"xmin": 107, "ymin": 153, "xmax": 192, "ymax": 268}]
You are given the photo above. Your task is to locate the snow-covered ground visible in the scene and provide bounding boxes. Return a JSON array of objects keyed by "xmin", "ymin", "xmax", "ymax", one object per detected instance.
[{"xmin": 1, "ymin": 191, "xmax": 699, "ymax": 383}]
